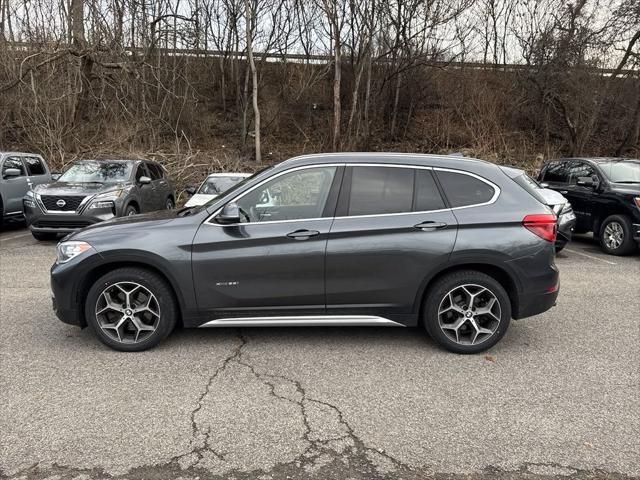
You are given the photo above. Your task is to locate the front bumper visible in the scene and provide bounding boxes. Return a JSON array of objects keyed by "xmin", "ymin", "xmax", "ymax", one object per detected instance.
[
  {"xmin": 50, "ymin": 249, "xmax": 104, "ymax": 327},
  {"xmin": 24, "ymin": 201, "xmax": 115, "ymax": 234},
  {"xmin": 556, "ymin": 211, "xmax": 576, "ymax": 248}
]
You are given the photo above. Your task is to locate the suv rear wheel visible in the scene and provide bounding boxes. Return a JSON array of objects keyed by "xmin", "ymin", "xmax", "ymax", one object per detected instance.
[
  {"xmin": 423, "ymin": 271, "xmax": 511, "ymax": 354},
  {"xmin": 599, "ymin": 214, "xmax": 637, "ymax": 256},
  {"xmin": 85, "ymin": 267, "xmax": 177, "ymax": 351}
]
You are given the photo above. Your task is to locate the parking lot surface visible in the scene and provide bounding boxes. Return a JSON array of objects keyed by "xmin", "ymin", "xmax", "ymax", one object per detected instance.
[{"xmin": 1, "ymin": 224, "xmax": 639, "ymax": 480}]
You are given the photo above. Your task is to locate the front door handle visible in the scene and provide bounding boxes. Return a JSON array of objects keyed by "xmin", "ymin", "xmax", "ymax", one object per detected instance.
[
  {"xmin": 414, "ymin": 221, "xmax": 448, "ymax": 231},
  {"xmin": 559, "ymin": 190, "xmax": 568, "ymax": 195},
  {"xmin": 286, "ymin": 229, "xmax": 320, "ymax": 240}
]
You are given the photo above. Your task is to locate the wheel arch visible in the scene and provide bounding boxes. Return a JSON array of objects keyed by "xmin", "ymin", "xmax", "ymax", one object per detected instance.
[
  {"xmin": 77, "ymin": 260, "xmax": 185, "ymax": 328},
  {"xmin": 415, "ymin": 262, "xmax": 520, "ymax": 323}
]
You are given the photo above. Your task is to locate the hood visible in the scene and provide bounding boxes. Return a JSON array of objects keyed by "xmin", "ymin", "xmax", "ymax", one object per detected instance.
[
  {"xmin": 68, "ymin": 209, "xmax": 178, "ymax": 241},
  {"xmin": 537, "ymin": 188, "xmax": 568, "ymax": 207},
  {"xmin": 610, "ymin": 182, "xmax": 640, "ymax": 195},
  {"xmin": 184, "ymin": 193, "xmax": 217, "ymax": 207},
  {"xmin": 34, "ymin": 181, "xmax": 128, "ymax": 196}
]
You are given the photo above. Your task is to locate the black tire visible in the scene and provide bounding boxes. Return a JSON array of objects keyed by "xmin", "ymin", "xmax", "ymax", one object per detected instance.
[
  {"xmin": 165, "ymin": 197, "xmax": 175, "ymax": 210},
  {"xmin": 85, "ymin": 267, "xmax": 177, "ymax": 352},
  {"xmin": 599, "ymin": 214, "xmax": 637, "ymax": 256},
  {"xmin": 422, "ymin": 270, "xmax": 511, "ymax": 354},
  {"xmin": 555, "ymin": 242, "xmax": 566, "ymax": 253},
  {"xmin": 31, "ymin": 231, "xmax": 58, "ymax": 241},
  {"xmin": 124, "ymin": 204, "xmax": 139, "ymax": 217}
]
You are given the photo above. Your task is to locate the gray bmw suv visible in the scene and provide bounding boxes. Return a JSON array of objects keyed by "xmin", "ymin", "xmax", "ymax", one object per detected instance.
[
  {"xmin": 50, "ymin": 153, "xmax": 560, "ymax": 353},
  {"xmin": 25, "ymin": 159, "xmax": 175, "ymax": 240}
]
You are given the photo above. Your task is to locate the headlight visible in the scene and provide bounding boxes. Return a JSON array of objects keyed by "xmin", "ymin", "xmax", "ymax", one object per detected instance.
[
  {"xmin": 23, "ymin": 190, "xmax": 36, "ymax": 208},
  {"xmin": 56, "ymin": 241, "xmax": 93, "ymax": 263},
  {"xmin": 88, "ymin": 190, "xmax": 123, "ymax": 209}
]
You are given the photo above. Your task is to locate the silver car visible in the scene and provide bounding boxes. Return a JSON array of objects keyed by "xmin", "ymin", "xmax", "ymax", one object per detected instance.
[
  {"xmin": 24, "ymin": 159, "xmax": 176, "ymax": 240},
  {"xmin": 0, "ymin": 152, "xmax": 52, "ymax": 227}
]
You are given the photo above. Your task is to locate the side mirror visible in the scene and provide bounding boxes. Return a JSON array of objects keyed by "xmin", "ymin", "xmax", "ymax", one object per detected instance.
[
  {"xmin": 185, "ymin": 186, "xmax": 196, "ymax": 195},
  {"xmin": 577, "ymin": 176, "xmax": 597, "ymax": 188},
  {"xmin": 3, "ymin": 168, "xmax": 21, "ymax": 178},
  {"xmin": 51, "ymin": 173, "xmax": 61, "ymax": 181},
  {"xmin": 215, "ymin": 202, "xmax": 241, "ymax": 224},
  {"xmin": 138, "ymin": 175, "xmax": 152, "ymax": 185}
]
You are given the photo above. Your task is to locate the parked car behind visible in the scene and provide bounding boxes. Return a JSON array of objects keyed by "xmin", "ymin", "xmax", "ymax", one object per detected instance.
[
  {"xmin": 538, "ymin": 158, "xmax": 640, "ymax": 255},
  {"xmin": 24, "ymin": 159, "xmax": 175, "ymax": 240},
  {"xmin": 0, "ymin": 152, "xmax": 52, "ymax": 227},
  {"xmin": 500, "ymin": 166, "xmax": 576, "ymax": 252},
  {"xmin": 51, "ymin": 153, "xmax": 559, "ymax": 353},
  {"xmin": 184, "ymin": 173, "xmax": 251, "ymax": 207}
]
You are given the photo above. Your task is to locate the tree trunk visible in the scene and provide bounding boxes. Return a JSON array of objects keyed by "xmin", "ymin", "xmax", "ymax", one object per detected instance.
[
  {"xmin": 71, "ymin": 0, "xmax": 93, "ymax": 125},
  {"xmin": 616, "ymin": 83, "xmax": 640, "ymax": 156},
  {"xmin": 331, "ymin": 27, "xmax": 341, "ymax": 151},
  {"xmin": 245, "ymin": 0, "xmax": 261, "ymax": 163}
]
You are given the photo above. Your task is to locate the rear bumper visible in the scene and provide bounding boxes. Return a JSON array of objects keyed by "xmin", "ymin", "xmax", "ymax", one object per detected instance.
[{"xmin": 514, "ymin": 284, "xmax": 559, "ymax": 319}]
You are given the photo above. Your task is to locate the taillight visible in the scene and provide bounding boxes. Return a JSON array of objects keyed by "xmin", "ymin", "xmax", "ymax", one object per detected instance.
[{"xmin": 523, "ymin": 214, "xmax": 557, "ymax": 242}]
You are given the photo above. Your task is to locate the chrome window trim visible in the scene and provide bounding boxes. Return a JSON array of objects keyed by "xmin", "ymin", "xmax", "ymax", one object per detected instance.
[{"xmin": 205, "ymin": 163, "xmax": 501, "ymax": 226}]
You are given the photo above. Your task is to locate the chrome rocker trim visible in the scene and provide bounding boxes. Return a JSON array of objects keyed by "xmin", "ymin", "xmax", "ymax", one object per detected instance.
[{"xmin": 199, "ymin": 315, "xmax": 406, "ymax": 328}]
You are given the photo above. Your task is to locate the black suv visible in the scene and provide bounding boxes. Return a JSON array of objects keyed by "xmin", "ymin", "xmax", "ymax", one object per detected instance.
[
  {"xmin": 538, "ymin": 158, "xmax": 640, "ymax": 255},
  {"xmin": 50, "ymin": 153, "xmax": 559, "ymax": 353},
  {"xmin": 24, "ymin": 159, "xmax": 176, "ymax": 240}
]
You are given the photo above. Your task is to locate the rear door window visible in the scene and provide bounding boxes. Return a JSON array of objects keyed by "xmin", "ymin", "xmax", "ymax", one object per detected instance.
[
  {"xmin": 435, "ymin": 170, "xmax": 495, "ymax": 208},
  {"xmin": 147, "ymin": 163, "xmax": 164, "ymax": 180},
  {"xmin": 23, "ymin": 156, "xmax": 46, "ymax": 176},
  {"xmin": 541, "ymin": 162, "xmax": 569, "ymax": 184},
  {"xmin": 348, "ymin": 166, "xmax": 414, "ymax": 216}
]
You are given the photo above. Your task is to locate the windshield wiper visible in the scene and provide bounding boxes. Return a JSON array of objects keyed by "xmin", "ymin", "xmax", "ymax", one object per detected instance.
[{"xmin": 177, "ymin": 206, "xmax": 196, "ymax": 217}]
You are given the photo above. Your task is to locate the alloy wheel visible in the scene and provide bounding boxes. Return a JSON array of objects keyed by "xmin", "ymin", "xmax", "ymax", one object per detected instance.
[
  {"xmin": 95, "ymin": 282, "xmax": 160, "ymax": 343},
  {"xmin": 603, "ymin": 221, "xmax": 624, "ymax": 250},
  {"xmin": 438, "ymin": 284, "xmax": 501, "ymax": 346}
]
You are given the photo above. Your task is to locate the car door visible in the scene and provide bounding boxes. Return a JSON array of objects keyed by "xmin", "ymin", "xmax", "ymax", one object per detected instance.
[
  {"xmin": 22, "ymin": 155, "xmax": 51, "ymax": 189},
  {"xmin": 1, "ymin": 156, "xmax": 29, "ymax": 215},
  {"xmin": 134, "ymin": 163, "xmax": 155, "ymax": 212},
  {"xmin": 191, "ymin": 165, "xmax": 343, "ymax": 318},
  {"xmin": 325, "ymin": 165, "xmax": 457, "ymax": 319},
  {"xmin": 146, "ymin": 162, "xmax": 166, "ymax": 209},
  {"xmin": 563, "ymin": 161, "xmax": 598, "ymax": 231}
]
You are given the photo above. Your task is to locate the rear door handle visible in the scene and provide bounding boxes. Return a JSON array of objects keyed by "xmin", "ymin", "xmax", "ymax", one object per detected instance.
[
  {"xmin": 286, "ymin": 229, "xmax": 320, "ymax": 240},
  {"xmin": 414, "ymin": 221, "xmax": 448, "ymax": 231}
]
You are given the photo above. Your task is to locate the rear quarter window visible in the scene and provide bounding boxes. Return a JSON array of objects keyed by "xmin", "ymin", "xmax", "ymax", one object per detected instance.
[
  {"xmin": 435, "ymin": 170, "xmax": 495, "ymax": 208},
  {"xmin": 512, "ymin": 174, "xmax": 547, "ymax": 204}
]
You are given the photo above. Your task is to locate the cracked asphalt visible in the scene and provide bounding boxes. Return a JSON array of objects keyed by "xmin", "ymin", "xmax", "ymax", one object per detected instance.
[{"xmin": 0, "ymin": 223, "xmax": 639, "ymax": 480}]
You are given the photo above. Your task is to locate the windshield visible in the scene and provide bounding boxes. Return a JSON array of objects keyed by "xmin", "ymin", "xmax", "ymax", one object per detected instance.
[
  {"xmin": 198, "ymin": 176, "xmax": 248, "ymax": 195},
  {"xmin": 59, "ymin": 161, "xmax": 133, "ymax": 184},
  {"xmin": 598, "ymin": 160, "xmax": 640, "ymax": 183}
]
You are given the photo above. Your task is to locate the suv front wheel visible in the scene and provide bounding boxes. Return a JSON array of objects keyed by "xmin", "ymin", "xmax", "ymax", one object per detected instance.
[
  {"xmin": 599, "ymin": 214, "xmax": 637, "ymax": 256},
  {"xmin": 423, "ymin": 271, "xmax": 511, "ymax": 354},
  {"xmin": 85, "ymin": 267, "xmax": 177, "ymax": 351}
]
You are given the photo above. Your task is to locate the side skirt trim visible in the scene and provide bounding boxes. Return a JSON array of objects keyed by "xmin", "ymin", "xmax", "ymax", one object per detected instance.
[{"xmin": 198, "ymin": 315, "xmax": 406, "ymax": 328}]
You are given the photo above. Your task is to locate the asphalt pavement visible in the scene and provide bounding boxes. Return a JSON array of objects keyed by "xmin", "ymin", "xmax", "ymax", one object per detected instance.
[{"xmin": 0, "ymin": 224, "xmax": 638, "ymax": 480}]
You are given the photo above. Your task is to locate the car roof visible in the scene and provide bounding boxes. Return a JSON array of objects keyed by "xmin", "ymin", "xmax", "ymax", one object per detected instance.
[
  {"xmin": 546, "ymin": 157, "xmax": 638, "ymax": 164},
  {"xmin": 278, "ymin": 152, "xmax": 494, "ymax": 170},
  {"xmin": 0, "ymin": 152, "xmax": 43, "ymax": 156}
]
